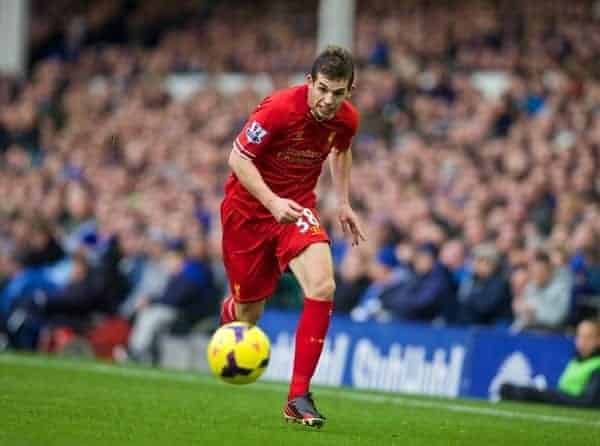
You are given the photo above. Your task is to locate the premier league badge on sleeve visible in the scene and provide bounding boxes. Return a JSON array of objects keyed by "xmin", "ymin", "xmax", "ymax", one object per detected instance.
[{"xmin": 246, "ymin": 121, "xmax": 268, "ymax": 144}]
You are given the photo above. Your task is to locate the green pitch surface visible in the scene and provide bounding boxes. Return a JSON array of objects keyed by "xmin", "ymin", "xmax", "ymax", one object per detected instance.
[{"xmin": 1, "ymin": 353, "xmax": 599, "ymax": 446}]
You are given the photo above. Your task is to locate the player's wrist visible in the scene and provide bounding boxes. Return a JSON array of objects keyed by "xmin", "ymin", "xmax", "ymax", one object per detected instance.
[{"xmin": 264, "ymin": 195, "xmax": 280, "ymax": 211}]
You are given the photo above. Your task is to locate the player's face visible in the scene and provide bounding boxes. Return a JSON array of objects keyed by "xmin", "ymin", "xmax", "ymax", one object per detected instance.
[{"xmin": 307, "ymin": 73, "xmax": 350, "ymax": 121}]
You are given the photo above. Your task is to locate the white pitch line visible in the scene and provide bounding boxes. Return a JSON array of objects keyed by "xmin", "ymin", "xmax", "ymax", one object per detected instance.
[
  {"xmin": 2, "ymin": 353, "xmax": 599, "ymax": 428},
  {"xmin": 317, "ymin": 390, "xmax": 600, "ymax": 428}
]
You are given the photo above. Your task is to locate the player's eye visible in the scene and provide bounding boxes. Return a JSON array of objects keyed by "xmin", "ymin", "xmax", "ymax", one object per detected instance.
[{"xmin": 319, "ymin": 86, "xmax": 327, "ymax": 93}]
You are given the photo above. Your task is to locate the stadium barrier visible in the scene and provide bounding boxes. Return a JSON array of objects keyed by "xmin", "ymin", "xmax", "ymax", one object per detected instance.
[
  {"xmin": 259, "ymin": 310, "xmax": 574, "ymax": 400},
  {"xmin": 157, "ymin": 310, "xmax": 573, "ymax": 400}
]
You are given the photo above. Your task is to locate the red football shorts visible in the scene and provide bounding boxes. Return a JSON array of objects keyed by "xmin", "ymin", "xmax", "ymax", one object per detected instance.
[{"xmin": 221, "ymin": 198, "xmax": 330, "ymax": 303}]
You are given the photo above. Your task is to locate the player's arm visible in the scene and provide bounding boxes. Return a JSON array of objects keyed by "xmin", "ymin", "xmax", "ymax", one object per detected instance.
[
  {"xmin": 228, "ymin": 147, "xmax": 302, "ymax": 223},
  {"xmin": 328, "ymin": 147, "xmax": 366, "ymax": 246},
  {"xmin": 328, "ymin": 146, "xmax": 352, "ymax": 207}
]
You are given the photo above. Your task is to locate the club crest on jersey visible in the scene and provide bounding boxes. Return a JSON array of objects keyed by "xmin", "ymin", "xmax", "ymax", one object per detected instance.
[{"xmin": 246, "ymin": 121, "xmax": 268, "ymax": 144}]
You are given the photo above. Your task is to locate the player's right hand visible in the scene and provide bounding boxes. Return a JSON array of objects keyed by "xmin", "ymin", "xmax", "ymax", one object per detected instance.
[{"xmin": 267, "ymin": 197, "xmax": 303, "ymax": 223}]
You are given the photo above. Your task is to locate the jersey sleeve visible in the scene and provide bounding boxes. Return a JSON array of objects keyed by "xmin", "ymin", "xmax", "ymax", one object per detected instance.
[
  {"xmin": 332, "ymin": 104, "xmax": 360, "ymax": 153},
  {"xmin": 233, "ymin": 96, "xmax": 285, "ymax": 160}
]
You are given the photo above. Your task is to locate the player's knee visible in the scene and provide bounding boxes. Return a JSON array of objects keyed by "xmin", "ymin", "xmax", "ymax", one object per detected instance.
[{"xmin": 307, "ymin": 277, "xmax": 336, "ymax": 299}]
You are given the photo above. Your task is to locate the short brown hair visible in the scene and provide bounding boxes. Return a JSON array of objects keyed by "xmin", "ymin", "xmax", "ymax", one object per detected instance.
[
  {"xmin": 579, "ymin": 319, "xmax": 600, "ymax": 336},
  {"xmin": 311, "ymin": 45, "xmax": 354, "ymax": 88}
]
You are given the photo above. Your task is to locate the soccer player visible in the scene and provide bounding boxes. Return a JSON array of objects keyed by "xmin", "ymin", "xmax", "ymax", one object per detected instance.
[{"xmin": 219, "ymin": 45, "xmax": 365, "ymax": 427}]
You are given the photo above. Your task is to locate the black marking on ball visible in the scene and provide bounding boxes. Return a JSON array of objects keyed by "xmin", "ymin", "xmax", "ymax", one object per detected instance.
[{"xmin": 221, "ymin": 351, "xmax": 253, "ymax": 377}]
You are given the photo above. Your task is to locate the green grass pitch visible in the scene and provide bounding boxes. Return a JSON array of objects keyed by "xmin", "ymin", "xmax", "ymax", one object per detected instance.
[{"xmin": 1, "ymin": 352, "xmax": 599, "ymax": 446}]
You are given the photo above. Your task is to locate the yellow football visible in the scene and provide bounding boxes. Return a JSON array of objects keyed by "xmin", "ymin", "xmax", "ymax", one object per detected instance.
[{"xmin": 206, "ymin": 322, "xmax": 271, "ymax": 385}]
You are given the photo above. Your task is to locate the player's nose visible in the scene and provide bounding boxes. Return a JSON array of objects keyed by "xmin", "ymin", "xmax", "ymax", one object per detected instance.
[{"xmin": 323, "ymin": 92, "xmax": 335, "ymax": 105}]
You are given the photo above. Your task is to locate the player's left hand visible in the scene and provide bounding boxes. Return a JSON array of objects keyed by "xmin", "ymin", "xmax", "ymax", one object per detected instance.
[{"xmin": 337, "ymin": 204, "xmax": 366, "ymax": 247}]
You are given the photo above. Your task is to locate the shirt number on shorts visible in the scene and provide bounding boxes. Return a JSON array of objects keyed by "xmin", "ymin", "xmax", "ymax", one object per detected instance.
[{"xmin": 296, "ymin": 208, "xmax": 320, "ymax": 233}]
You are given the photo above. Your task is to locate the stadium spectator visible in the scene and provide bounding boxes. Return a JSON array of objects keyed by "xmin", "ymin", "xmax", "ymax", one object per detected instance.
[
  {"xmin": 31, "ymin": 237, "xmax": 127, "ymax": 326},
  {"xmin": 570, "ymin": 223, "xmax": 600, "ymax": 298},
  {"xmin": 38, "ymin": 251, "xmax": 99, "ymax": 317},
  {"xmin": 379, "ymin": 242, "xmax": 456, "ymax": 322},
  {"xmin": 333, "ymin": 247, "xmax": 371, "ymax": 314},
  {"xmin": 127, "ymin": 238, "xmax": 218, "ymax": 363},
  {"xmin": 349, "ymin": 239, "xmax": 415, "ymax": 322},
  {"xmin": 3, "ymin": 251, "xmax": 91, "ymax": 349},
  {"xmin": 18, "ymin": 217, "xmax": 65, "ymax": 268},
  {"xmin": 500, "ymin": 319, "xmax": 600, "ymax": 408},
  {"xmin": 512, "ymin": 250, "xmax": 573, "ymax": 331},
  {"xmin": 118, "ymin": 230, "xmax": 170, "ymax": 320},
  {"xmin": 457, "ymin": 243, "xmax": 513, "ymax": 326},
  {"xmin": 439, "ymin": 239, "xmax": 468, "ymax": 287}
]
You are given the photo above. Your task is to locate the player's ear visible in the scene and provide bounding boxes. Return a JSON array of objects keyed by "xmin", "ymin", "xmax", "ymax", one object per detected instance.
[
  {"xmin": 306, "ymin": 73, "xmax": 313, "ymax": 85},
  {"xmin": 348, "ymin": 77, "xmax": 356, "ymax": 98},
  {"xmin": 346, "ymin": 82, "xmax": 355, "ymax": 99}
]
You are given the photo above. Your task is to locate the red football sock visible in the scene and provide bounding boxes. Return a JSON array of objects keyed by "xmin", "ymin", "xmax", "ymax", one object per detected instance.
[
  {"xmin": 288, "ymin": 297, "xmax": 333, "ymax": 400},
  {"xmin": 219, "ymin": 295, "xmax": 237, "ymax": 325}
]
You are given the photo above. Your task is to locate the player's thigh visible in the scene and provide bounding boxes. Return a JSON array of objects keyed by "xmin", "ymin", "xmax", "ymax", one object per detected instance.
[
  {"xmin": 222, "ymin": 244, "xmax": 279, "ymax": 301},
  {"xmin": 222, "ymin": 208, "xmax": 280, "ymax": 303},
  {"xmin": 288, "ymin": 242, "xmax": 335, "ymax": 300},
  {"xmin": 276, "ymin": 207, "xmax": 334, "ymax": 300}
]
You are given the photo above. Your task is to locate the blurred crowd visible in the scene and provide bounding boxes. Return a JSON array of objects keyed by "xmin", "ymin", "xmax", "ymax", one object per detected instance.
[{"xmin": 1, "ymin": 0, "xmax": 600, "ymax": 359}]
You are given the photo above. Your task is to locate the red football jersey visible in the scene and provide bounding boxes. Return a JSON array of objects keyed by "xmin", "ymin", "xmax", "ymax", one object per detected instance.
[{"xmin": 224, "ymin": 84, "xmax": 359, "ymax": 219}]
